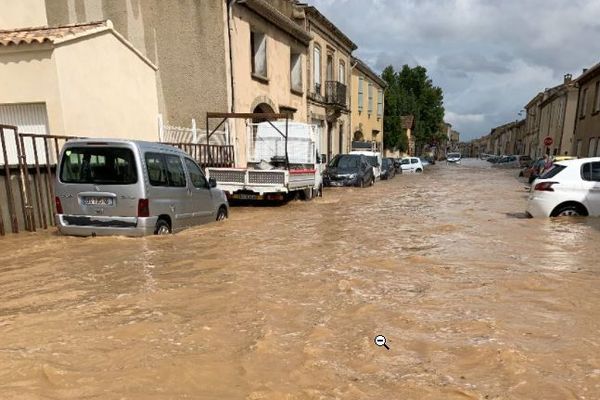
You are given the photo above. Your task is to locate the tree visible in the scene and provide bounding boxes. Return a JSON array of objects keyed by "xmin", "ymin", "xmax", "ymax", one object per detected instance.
[{"xmin": 382, "ymin": 65, "xmax": 445, "ymax": 153}]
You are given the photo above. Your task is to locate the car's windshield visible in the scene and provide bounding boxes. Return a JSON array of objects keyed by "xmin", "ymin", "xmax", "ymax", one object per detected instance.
[
  {"xmin": 329, "ymin": 155, "xmax": 360, "ymax": 169},
  {"xmin": 540, "ymin": 164, "xmax": 566, "ymax": 179},
  {"xmin": 448, "ymin": 153, "xmax": 461, "ymax": 158},
  {"xmin": 382, "ymin": 158, "xmax": 391, "ymax": 167},
  {"xmin": 60, "ymin": 147, "xmax": 138, "ymax": 184}
]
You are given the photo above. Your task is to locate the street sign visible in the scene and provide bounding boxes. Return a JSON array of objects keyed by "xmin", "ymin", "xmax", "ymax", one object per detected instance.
[{"xmin": 544, "ymin": 136, "xmax": 553, "ymax": 146}]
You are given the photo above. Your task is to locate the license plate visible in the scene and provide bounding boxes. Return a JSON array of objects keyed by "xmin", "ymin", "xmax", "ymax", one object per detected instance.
[
  {"xmin": 82, "ymin": 196, "xmax": 114, "ymax": 206},
  {"xmin": 232, "ymin": 193, "xmax": 263, "ymax": 200}
]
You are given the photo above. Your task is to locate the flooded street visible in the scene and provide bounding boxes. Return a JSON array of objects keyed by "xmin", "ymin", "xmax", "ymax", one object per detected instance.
[{"xmin": 1, "ymin": 159, "xmax": 600, "ymax": 400}]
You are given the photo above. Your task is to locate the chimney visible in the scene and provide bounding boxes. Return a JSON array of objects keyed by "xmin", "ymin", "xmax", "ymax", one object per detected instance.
[
  {"xmin": 583, "ymin": 68, "xmax": 588, "ymax": 74},
  {"xmin": 564, "ymin": 73, "xmax": 572, "ymax": 84}
]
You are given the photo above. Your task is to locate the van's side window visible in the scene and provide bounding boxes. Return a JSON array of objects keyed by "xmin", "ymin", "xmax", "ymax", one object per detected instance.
[
  {"xmin": 185, "ymin": 158, "xmax": 208, "ymax": 188},
  {"xmin": 165, "ymin": 155, "xmax": 187, "ymax": 187},
  {"xmin": 145, "ymin": 153, "xmax": 168, "ymax": 186}
]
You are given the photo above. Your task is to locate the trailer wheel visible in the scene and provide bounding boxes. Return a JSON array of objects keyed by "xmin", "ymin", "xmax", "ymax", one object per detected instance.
[{"xmin": 301, "ymin": 188, "xmax": 314, "ymax": 201}]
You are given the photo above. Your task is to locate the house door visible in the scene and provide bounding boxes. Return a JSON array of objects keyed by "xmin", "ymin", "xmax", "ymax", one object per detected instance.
[
  {"xmin": 327, "ymin": 123, "xmax": 333, "ymax": 161},
  {"xmin": 338, "ymin": 124, "xmax": 344, "ymax": 154},
  {"xmin": 0, "ymin": 102, "xmax": 50, "ymax": 165}
]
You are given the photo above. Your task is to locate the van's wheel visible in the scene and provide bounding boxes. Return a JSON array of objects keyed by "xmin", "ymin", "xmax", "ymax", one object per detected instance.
[
  {"xmin": 216, "ymin": 206, "xmax": 228, "ymax": 221},
  {"xmin": 154, "ymin": 219, "xmax": 171, "ymax": 235}
]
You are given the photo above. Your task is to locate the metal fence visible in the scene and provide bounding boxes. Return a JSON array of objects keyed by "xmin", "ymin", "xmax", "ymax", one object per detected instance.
[{"xmin": 0, "ymin": 124, "xmax": 235, "ymax": 236}]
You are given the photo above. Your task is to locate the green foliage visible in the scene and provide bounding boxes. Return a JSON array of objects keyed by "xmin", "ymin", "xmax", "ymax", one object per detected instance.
[{"xmin": 381, "ymin": 65, "xmax": 445, "ymax": 152}]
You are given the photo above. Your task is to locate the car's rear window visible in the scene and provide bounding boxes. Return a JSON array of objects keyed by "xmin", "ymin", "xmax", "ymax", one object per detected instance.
[
  {"xmin": 539, "ymin": 164, "xmax": 566, "ymax": 179},
  {"xmin": 60, "ymin": 147, "xmax": 138, "ymax": 184}
]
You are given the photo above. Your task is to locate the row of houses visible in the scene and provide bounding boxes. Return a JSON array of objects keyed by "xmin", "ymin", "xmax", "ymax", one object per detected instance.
[
  {"xmin": 0, "ymin": 0, "xmax": 388, "ymax": 166},
  {"xmin": 469, "ymin": 65, "xmax": 600, "ymax": 160}
]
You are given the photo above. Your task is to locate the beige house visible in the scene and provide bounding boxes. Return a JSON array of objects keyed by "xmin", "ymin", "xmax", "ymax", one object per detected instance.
[
  {"xmin": 0, "ymin": 20, "xmax": 159, "ymax": 156},
  {"xmin": 350, "ymin": 57, "xmax": 386, "ymax": 152},
  {"xmin": 295, "ymin": 5, "xmax": 356, "ymax": 162},
  {"xmin": 228, "ymin": 0, "xmax": 311, "ymax": 165},
  {"xmin": 536, "ymin": 74, "xmax": 578, "ymax": 157},
  {"xmin": 573, "ymin": 63, "xmax": 600, "ymax": 157}
]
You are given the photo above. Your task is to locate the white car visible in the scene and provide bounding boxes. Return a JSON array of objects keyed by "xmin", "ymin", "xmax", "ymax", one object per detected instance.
[
  {"xmin": 400, "ymin": 157, "xmax": 424, "ymax": 173},
  {"xmin": 446, "ymin": 152, "xmax": 462, "ymax": 164},
  {"xmin": 526, "ymin": 157, "xmax": 600, "ymax": 217}
]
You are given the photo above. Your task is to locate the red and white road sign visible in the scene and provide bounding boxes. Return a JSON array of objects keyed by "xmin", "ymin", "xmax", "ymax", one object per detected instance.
[{"xmin": 543, "ymin": 136, "xmax": 553, "ymax": 146}]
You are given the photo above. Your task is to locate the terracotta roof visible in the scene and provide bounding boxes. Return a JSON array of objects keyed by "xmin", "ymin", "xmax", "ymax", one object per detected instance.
[{"xmin": 0, "ymin": 21, "xmax": 109, "ymax": 47}]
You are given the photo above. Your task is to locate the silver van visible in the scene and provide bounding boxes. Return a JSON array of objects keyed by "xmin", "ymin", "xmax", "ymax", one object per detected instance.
[{"xmin": 55, "ymin": 139, "xmax": 229, "ymax": 236}]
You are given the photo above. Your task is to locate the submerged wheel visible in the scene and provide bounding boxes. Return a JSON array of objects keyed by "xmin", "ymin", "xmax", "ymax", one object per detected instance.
[
  {"xmin": 552, "ymin": 204, "xmax": 586, "ymax": 217},
  {"xmin": 154, "ymin": 219, "xmax": 171, "ymax": 235},
  {"xmin": 416, "ymin": 168, "xmax": 423, "ymax": 173},
  {"xmin": 216, "ymin": 206, "xmax": 228, "ymax": 221},
  {"xmin": 370, "ymin": 176, "xmax": 375, "ymax": 186},
  {"xmin": 360, "ymin": 179, "xmax": 365, "ymax": 188}
]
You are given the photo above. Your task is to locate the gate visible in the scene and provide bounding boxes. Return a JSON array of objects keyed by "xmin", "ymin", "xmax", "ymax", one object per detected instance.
[{"xmin": 0, "ymin": 124, "xmax": 235, "ymax": 236}]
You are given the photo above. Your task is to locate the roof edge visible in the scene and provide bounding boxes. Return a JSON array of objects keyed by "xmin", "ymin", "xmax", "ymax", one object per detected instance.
[{"xmin": 352, "ymin": 57, "xmax": 387, "ymax": 88}]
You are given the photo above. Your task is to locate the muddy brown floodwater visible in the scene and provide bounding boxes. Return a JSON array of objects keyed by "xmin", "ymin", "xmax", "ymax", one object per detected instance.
[{"xmin": 1, "ymin": 159, "xmax": 600, "ymax": 399}]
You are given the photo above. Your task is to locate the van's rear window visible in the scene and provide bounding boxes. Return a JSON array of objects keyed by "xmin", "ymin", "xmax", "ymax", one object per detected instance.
[{"xmin": 60, "ymin": 147, "xmax": 138, "ymax": 184}]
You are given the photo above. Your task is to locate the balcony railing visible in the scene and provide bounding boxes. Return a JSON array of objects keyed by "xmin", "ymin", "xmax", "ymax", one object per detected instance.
[{"xmin": 324, "ymin": 81, "xmax": 347, "ymax": 107}]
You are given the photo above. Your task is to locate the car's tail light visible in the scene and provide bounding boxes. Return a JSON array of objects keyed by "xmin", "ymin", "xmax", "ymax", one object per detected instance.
[
  {"xmin": 534, "ymin": 181, "xmax": 558, "ymax": 191},
  {"xmin": 137, "ymin": 199, "xmax": 149, "ymax": 217},
  {"xmin": 55, "ymin": 196, "xmax": 63, "ymax": 214}
]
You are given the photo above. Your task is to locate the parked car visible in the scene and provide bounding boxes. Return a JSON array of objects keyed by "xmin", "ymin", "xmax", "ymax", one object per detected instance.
[
  {"xmin": 400, "ymin": 157, "xmax": 424, "ymax": 173},
  {"xmin": 419, "ymin": 157, "xmax": 430, "ymax": 167},
  {"xmin": 55, "ymin": 140, "xmax": 229, "ymax": 236},
  {"xmin": 323, "ymin": 154, "xmax": 375, "ymax": 187},
  {"xmin": 446, "ymin": 152, "xmax": 462, "ymax": 164},
  {"xmin": 526, "ymin": 157, "xmax": 600, "ymax": 217},
  {"xmin": 423, "ymin": 156, "xmax": 436, "ymax": 165},
  {"xmin": 494, "ymin": 155, "xmax": 531, "ymax": 169},
  {"xmin": 349, "ymin": 150, "xmax": 382, "ymax": 179},
  {"xmin": 380, "ymin": 158, "xmax": 396, "ymax": 180}
]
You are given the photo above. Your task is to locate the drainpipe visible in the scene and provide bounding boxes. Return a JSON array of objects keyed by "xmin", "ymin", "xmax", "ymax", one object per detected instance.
[
  {"xmin": 227, "ymin": 0, "xmax": 236, "ymax": 114},
  {"xmin": 226, "ymin": 0, "xmax": 237, "ymax": 154}
]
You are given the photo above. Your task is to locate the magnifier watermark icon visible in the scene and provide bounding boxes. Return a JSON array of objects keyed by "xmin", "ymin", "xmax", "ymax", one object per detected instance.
[{"xmin": 374, "ymin": 335, "xmax": 390, "ymax": 350}]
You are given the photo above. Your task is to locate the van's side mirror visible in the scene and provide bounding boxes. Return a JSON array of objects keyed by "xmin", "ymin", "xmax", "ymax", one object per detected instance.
[{"xmin": 209, "ymin": 177, "xmax": 217, "ymax": 188}]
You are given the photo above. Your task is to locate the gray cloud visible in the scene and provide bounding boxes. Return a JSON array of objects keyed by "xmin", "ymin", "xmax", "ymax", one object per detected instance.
[{"xmin": 310, "ymin": 0, "xmax": 600, "ymax": 140}]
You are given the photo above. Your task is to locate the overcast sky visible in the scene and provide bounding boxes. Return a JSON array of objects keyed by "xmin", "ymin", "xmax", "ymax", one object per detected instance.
[{"xmin": 310, "ymin": 0, "xmax": 600, "ymax": 141}]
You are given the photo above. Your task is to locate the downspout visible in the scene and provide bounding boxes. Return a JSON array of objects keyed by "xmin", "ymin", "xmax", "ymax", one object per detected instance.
[{"xmin": 227, "ymin": 0, "xmax": 236, "ymax": 114}]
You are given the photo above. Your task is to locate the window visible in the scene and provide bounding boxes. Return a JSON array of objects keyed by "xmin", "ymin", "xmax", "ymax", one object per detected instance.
[
  {"xmin": 326, "ymin": 53, "xmax": 334, "ymax": 81},
  {"xmin": 368, "ymin": 83, "xmax": 373, "ymax": 113},
  {"xmin": 589, "ymin": 138, "xmax": 598, "ymax": 158},
  {"xmin": 581, "ymin": 162, "xmax": 600, "ymax": 182},
  {"xmin": 251, "ymin": 31, "xmax": 267, "ymax": 78},
  {"xmin": 185, "ymin": 158, "xmax": 207, "ymax": 189},
  {"xmin": 313, "ymin": 45, "xmax": 321, "ymax": 94},
  {"xmin": 165, "ymin": 155, "xmax": 186, "ymax": 187},
  {"xmin": 146, "ymin": 153, "xmax": 168, "ymax": 186},
  {"xmin": 377, "ymin": 90, "xmax": 383, "ymax": 117},
  {"xmin": 576, "ymin": 140, "xmax": 583, "ymax": 157},
  {"xmin": 580, "ymin": 88, "xmax": 588, "ymax": 118},
  {"xmin": 60, "ymin": 147, "xmax": 137, "ymax": 184},
  {"xmin": 338, "ymin": 61, "xmax": 346, "ymax": 84},
  {"xmin": 594, "ymin": 81, "xmax": 600, "ymax": 113},
  {"xmin": 358, "ymin": 76, "xmax": 364, "ymax": 111},
  {"xmin": 290, "ymin": 52, "xmax": 302, "ymax": 93}
]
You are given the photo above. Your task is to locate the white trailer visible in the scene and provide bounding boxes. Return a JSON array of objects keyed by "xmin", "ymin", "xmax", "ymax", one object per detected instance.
[{"xmin": 206, "ymin": 118, "xmax": 324, "ymax": 201}]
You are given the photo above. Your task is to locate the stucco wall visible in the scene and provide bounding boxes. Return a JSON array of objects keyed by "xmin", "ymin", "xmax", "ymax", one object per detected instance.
[
  {"xmin": 229, "ymin": 5, "xmax": 308, "ymax": 166},
  {"xmin": 307, "ymin": 21, "xmax": 352, "ymax": 159},
  {"xmin": 54, "ymin": 32, "xmax": 158, "ymax": 140},
  {"xmin": 573, "ymin": 75, "xmax": 600, "ymax": 157},
  {"xmin": 0, "ymin": 46, "xmax": 65, "ymax": 133},
  {"xmin": 45, "ymin": 0, "xmax": 229, "ymax": 128},
  {"xmin": 350, "ymin": 67, "xmax": 384, "ymax": 145},
  {"xmin": 0, "ymin": 0, "xmax": 47, "ymax": 29}
]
